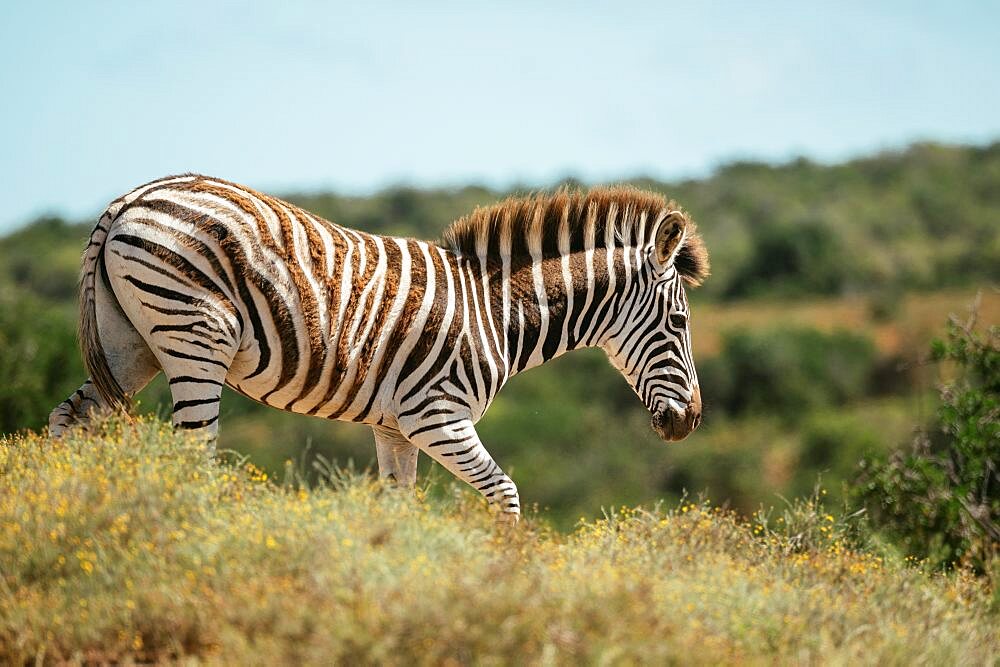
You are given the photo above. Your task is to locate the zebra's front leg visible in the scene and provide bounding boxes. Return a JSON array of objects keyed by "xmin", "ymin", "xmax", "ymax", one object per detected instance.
[
  {"xmin": 400, "ymin": 417, "xmax": 520, "ymax": 525},
  {"xmin": 372, "ymin": 425, "xmax": 419, "ymax": 486}
]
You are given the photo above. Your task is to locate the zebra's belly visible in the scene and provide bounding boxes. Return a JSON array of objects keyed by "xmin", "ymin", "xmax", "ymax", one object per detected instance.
[{"xmin": 223, "ymin": 334, "xmax": 390, "ymax": 426}]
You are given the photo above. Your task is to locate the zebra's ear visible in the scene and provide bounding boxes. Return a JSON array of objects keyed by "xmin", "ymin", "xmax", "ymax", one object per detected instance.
[{"xmin": 654, "ymin": 211, "xmax": 686, "ymax": 268}]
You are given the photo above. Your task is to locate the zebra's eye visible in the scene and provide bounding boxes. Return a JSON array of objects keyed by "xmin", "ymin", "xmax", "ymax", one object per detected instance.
[{"xmin": 669, "ymin": 314, "xmax": 688, "ymax": 329}]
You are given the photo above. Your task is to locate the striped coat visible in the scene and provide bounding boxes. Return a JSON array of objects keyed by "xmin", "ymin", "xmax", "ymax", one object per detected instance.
[{"xmin": 50, "ymin": 174, "xmax": 709, "ymax": 522}]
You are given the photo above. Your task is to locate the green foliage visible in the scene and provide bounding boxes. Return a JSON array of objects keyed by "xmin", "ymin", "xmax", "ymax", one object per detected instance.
[
  {"xmin": 656, "ymin": 398, "xmax": 915, "ymax": 516},
  {"xmin": 725, "ymin": 217, "xmax": 850, "ymax": 298},
  {"xmin": 2, "ymin": 419, "xmax": 997, "ymax": 663},
  {"xmin": 791, "ymin": 414, "xmax": 883, "ymax": 499},
  {"xmin": 665, "ymin": 142, "xmax": 1000, "ymax": 299},
  {"xmin": 699, "ymin": 327, "xmax": 877, "ymax": 420},
  {"xmin": 0, "ymin": 216, "xmax": 88, "ymax": 301},
  {"xmin": 0, "ymin": 286, "xmax": 83, "ymax": 433},
  {"xmin": 855, "ymin": 310, "xmax": 1000, "ymax": 568}
]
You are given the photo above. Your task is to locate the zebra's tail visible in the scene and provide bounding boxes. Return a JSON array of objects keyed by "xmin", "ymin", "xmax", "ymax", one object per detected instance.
[{"xmin": 79, "ymin": 205, "xmax": 130, "ymax": 413}]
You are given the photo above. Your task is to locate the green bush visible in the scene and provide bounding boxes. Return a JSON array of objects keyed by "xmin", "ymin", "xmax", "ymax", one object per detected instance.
[
  {"xmin": 791, "ymin": 414, "xmax": 883, "ymax": 500},
  {"xmin": 0, "ymin": 286, "xmax": 84, "ymax": 433},
  {"xmin": 724, "ymin": 217, "xmax": 850, "ymax": 298},
  {"xmin": 855, "ymin": 309, "xmax": 999, "ymax": 569},
  {"xmin": 0, "ymin": 216, "xmax": 87, "ymax": 301},
  {"xmin": 699, "ymin": 327, "xmax": 877, "ymax": 420}
]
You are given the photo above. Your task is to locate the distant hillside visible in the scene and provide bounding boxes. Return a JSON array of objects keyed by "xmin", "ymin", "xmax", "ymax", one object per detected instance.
[{"xmin": 2, "ymin": 141, "xmax": 999, "ymax": 303}]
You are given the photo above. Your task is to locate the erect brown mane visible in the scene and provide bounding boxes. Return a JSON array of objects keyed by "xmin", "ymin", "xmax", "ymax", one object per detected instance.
[{"xmin": 440, "ymin": 186, "xmax": 710, "ymax": 286}]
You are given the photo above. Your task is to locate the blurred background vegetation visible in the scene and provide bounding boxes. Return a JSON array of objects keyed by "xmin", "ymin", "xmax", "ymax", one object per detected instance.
[{"xmin": 1, "ymin": 140, "xmax": 998, "ymax": 532}]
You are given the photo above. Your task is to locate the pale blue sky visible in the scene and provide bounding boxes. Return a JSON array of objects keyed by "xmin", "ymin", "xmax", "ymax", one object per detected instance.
[{"xmin": 1, "ymin": 1, "xmax": 997, "ymax": 231}]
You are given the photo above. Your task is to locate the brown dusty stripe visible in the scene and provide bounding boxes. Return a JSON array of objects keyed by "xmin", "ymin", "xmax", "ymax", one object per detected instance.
[
  {"xmin": 311, "ymin": 231, "xmax": 380, "ymax": 413},
  {"xmin": 354, "ymin": 239, "xmax": 430, "ymax": 422},
  {"xmin": 324, "ymin": 237, "xmax": 404, "ymax": 419},
  {"xmin": 125, "ymin": 198, "xmax": 239, "ymax": 295},
  {"xmin": 261, "ymin": 201, "xmax": 328, "ymax": 409},
  {"xmin": 299, "ymin": 226, "xmax": 351, "ymax": 413},
  {"xmin": 113, "ymin": 176, "xmax": 206, "ymax": 224},
  {"xmin": 397, "ymin": 246, "xmax": 449, "ymax": 384},
  {"xmin": 399, "ymin": 251, "xmax": 465, "ymax": 404},
  {"xmin": 185, "ymin": 180, "xmax": 280, "ymax": 253},
  {"xmin": 463, "ymin": 260, "xmax": 500, "ymax": 399}
]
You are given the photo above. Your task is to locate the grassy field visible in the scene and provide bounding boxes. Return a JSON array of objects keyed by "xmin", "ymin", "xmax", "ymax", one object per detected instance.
[{"xmin": 2, "ymin": 419, "xmax": 997, "ymax": 664}]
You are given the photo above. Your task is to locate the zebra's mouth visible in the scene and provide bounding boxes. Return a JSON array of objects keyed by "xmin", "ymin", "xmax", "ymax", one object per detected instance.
[
  {"xmin": 650, "ymin": 391, "xmax": 702, "ymax": 442},
  {"xmin": 651, "ymin": 410, "xmax": 697, "ymax": 442}
]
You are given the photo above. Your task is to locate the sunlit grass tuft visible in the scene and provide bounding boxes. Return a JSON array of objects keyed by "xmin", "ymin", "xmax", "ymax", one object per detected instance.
[{"xmin": 1, "ymin": 418, "xmax": 996, "ymax": 663}]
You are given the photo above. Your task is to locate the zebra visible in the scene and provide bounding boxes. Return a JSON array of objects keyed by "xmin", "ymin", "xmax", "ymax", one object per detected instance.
[{"xmin": 49, "ymin": 174, "xmax": 710, "ymax": 523}]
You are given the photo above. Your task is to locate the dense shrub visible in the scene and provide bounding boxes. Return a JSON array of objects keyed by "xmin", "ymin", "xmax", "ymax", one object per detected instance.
[
  {"xmin": 791, "ymin": 414, "xmax": 883, "ymax": 500},
  {"xmin": 698, "ymin": 327, "xmax": 877, "ymax": 420},
  {"xmin": 855, "ymin": 310, "xmax": 999, "ymax": 569},
  {"xmin": 0, "ymin": 286, "xmax": 83, "ymax": 433},
  {"xmin": 0, "ymin": 216, "xmax": 86, "ymax": 301},
  {"xmin": 724, "ymin": 218, "xmax": 851, "ymax": 298}
]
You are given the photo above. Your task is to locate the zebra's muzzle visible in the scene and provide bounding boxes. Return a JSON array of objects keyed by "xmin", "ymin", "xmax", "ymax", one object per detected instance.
[{"xmin": 651, "ymin": 386, "xmax": 702, "ymax": 442}]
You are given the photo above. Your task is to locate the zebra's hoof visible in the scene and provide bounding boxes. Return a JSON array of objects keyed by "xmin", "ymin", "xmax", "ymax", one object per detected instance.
[{"xmin": 494, "ymin": 511, "xmax": 521, "ymax": 528}]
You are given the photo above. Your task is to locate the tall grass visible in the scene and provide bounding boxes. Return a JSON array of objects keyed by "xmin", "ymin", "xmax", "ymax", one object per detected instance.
[{"xmin": 1, "ymin": 418, "xmax": 996, "ymax": 663}]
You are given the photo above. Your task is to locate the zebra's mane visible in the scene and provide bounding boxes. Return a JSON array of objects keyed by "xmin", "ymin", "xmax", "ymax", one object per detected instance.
[{"xmin": 440, "ymin": 186, "xmax": 710, "ymax": 286}]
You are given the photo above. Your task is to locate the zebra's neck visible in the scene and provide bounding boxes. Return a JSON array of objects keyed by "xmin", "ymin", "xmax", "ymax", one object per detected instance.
[{"xmin": 466, "ymin": 247, "xmax": 628, "ymax": 380}]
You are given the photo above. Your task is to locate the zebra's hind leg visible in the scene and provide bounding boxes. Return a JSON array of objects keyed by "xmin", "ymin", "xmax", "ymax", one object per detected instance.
[
  {"xmin": 49, "ymin": 380, "xmax": 105, "ymax": 437},
  {"xmin": 102, "ymin": 231, "xmax": 240, "ymax": 449},
  {"xmin": 50, "ymin": 246, "xmax": 162, "ymax": 437},
  {"xmin": 373, "ymin": 425, "xmax": 419, "ymax": 486},
  {"xmin": 48, "ymin": 323, "xmax": 161, "ymax": 437},
  {"xmin": 155, "ymin": 337, "xmax": 234, "ymax": 449},
  {"xmin": 165, "ymin": 373, "xmax": 227, "ymax": 447},
  {"xmin": 149, "ymin": 324, "xmax": 237, "ymax": 449},
  {"xmin": 101, "ymin": 286, "xmax": 236, "ymax": 448},
  {"xmin": 49, "ymin": 347, "xmax": 161, "ymax": 437}
]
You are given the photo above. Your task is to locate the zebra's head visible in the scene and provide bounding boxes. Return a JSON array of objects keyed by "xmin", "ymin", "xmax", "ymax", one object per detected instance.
[{"xmin": 601, "ymin": 209, "xmax": 709, "ymax": 442}]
